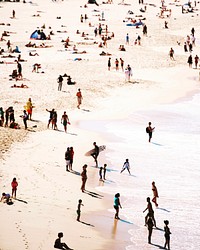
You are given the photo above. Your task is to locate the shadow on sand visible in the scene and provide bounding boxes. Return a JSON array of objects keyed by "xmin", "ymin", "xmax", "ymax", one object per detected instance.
[
  {"xmin": 15, "ymin": 198, "xmax": 28, "ymax": 204},
  {"xmin": 79, "ymin": 221, "xmax": 94, "ymax": 227},
  {"xmin": 84, "ymin": 190, "xmax": 103, "ymax": 199}
]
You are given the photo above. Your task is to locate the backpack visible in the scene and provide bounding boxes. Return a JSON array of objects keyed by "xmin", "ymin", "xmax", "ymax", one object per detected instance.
[{"xmin": 146, "ymin": 127, "xmax": 150, "ymax": 133}]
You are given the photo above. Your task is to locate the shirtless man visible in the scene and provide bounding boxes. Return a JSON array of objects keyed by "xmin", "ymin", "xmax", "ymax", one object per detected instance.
[
  {"xmin": 61, "ymin": 111, "xmax": 69, "ymax": 133},
  {"xmin": 143, "ymin": 197, "xmax": 156, "ymax": 227}
]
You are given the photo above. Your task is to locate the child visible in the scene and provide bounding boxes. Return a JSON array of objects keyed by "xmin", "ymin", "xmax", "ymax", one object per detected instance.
[
  {"xmin": 99, "ymin": 166, "xmax": 103, "ymax": 181},
  {"xmin": 77, "ymin": 199, "xmax": 84, "ymax": 222},
  {"xmin": 103, "ymin": 163, "xmax": 107, "ymax": 180},
  {"xmin": 164, "ymin": 220, "xmax": 171, "ymax": 249},
  {"xmin": 54, "ymin": 232, "xmax": 73, "ymax": 249},
  {"xmin": 11, "ymin": 177, "xmax": 18, "ymax": 198}
]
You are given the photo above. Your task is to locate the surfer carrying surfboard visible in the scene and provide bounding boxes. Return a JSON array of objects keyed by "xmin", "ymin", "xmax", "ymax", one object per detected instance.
[{"xmin": 91, "ymin": 142, "xmax": 99, "ymax": 167}]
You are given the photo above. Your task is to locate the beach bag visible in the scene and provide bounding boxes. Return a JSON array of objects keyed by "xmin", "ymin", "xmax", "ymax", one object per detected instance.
[{"xmin": 146, "ymin": 127, "xmax": 150, "ymax": 133}]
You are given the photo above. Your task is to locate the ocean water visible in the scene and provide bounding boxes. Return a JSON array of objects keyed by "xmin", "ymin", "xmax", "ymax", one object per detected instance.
[{"xmin": 95, "ymin": 92, "xmax": 200, "ymax": 249}]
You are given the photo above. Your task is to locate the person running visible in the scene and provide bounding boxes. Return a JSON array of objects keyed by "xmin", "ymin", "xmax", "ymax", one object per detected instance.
[
  {"xmin": 54, "ymin": 232, "xmax": 73, "ymax": 250},
  {"xmin": 76, "ymin": 199, "xmax": 84, "ymax": 222},
  {"xmin": 143, "ymin": 197, "xmax": 156, "ymax": 227},
  {"xmin": 11, "ymin": 177, "xmax": 18, "ymax": 198},
  {"xmin": 76, "ymin": 89, "xmax": 83, "ymax": 109},
  {"xmin": 120, "ymin": 159, "xmax": 131, "ymax": 175},
  {"xmin": 57, "ymin": 75, "xmax": 63, "ymax": 91},
  {"xmin": 81, "ymin": 164, "xmax": 87, "ymax": 192},
  {"xmin": 146, "ymin": 122, "xmax": 155, "ymax": 142},
  {"xmin": 147, "ymin": 217, "xmax": 154, "ymax": 244},
  {"xmin": 65, "ymin": 147, "xmax": 70, "ymax": 171},
  {"xmin": 113, "ymin": 193, "xmax": 122, "ymax": 219},
  {"xmin": 152, "ymin": 181, "xmax": 159, "ymax": 207},
  {"xmin": 61, "ymin": 111, "xmax": 69, "ymax": 133},
  {"xmin": 164, "ymin": 220, "xmax": 171, "ymax": 250},
  {"xmin": 91, "ymin": 142, "xmax": 99, "ymax": 167}
]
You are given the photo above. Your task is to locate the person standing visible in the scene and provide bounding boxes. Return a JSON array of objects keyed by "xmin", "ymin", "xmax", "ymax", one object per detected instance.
[
  {"xmin": 120, "ymin": 159, "xmax": 131, "ymax": 175},
  {"xmin": 113, "ymin": 193, "xmax": 122, "ymax": 219},
  {"xmin": 126, "ymin": 33, "xmax": 129, "ymax": 45},
  {"xmin": 81, "ymin": 164, "xmax": 87, "ymax": 192},
  {"xmin": 77, "ymin": 199, "xmax": 84, "ymax": 222},
  {"xmin": 115, "ymin": 58, "xmax": 119, "ymax": 71},
  {"xmin": 164, "ymin": 220, "xmax": 171, "ymax": 250},
  {"xmin": 91, "ymin": 142, "xmax": 99, "ymax": 167},
  {"xmin": 187, "ymin": 54, "xmax": 193, "ymax": 68},
  {"xmin": 152, "ymin": 181, "xmax": 159, "ymax": 207},
  {"xmin": 17, "ymin": 61, "xmax": 22, "ymax": 79},
  {"xmin": 127, "ymin": 64, "xmax": 132, "ymax": 82},
  {"xmin": 21, "ymin": 110, "xmax": 28, "ymax": 129},
  {"xmin": 146, "ymin": 122, "xmax": 155, "ymax": 142},
  {"xmin": 11, "ymin": 177, "xmax": 18, "ymax": 198},
  {"xmin": 194, "ymin": 55, "xmax": 199, "ymax": 69},
  {"xmin": 120, "ymin": 58, "xmax": 124, "ymax": 71},
  {"xmin": 46, "ymin": 108, "xmax": 55, "ymax": 128},
  {"xmin": 103, "ymin": 163, "xmax": 107, "ymax": 180},
  {"xmin": 61, "ymin": 111, "xmax": 69, "ymax": 133},
  {"xmin": 108, "ymin": 57, "xmax": 111, "ymax": 71},
  {"xmin": 65, "ymin": 147, "xmax": 70, "ymax": 172},
  {"xmin": 169, "ymin": 48, "xmax": 175, "ymax": 60},
  {"xmin": 99, "ymin": 167, "xmax": 103, "ymax": 181},
  {"xmin": 69, "ymin": 147, "xmax": 74, "ymax": 171},
  {"xmin": 57, "ymin": 75, "xmax": 63, "ymax": 91},
  {"xmin": 76, "ymin": 89, "xmax": 83, "ymax": 109},
  {"xmin": 147, "ymin": 217, "xmax": 154, "ymax": 244},
  {"xmin": 143, "ymin": 197, "xmax": 156, "ymax": 227},
  {"xmin": 26, "ymin": 98, "xmax": 33, "ymax": 120}
]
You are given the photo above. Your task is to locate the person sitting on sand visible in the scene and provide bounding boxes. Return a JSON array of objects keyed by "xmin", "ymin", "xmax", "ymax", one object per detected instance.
[
  {"xmin": 54, "ymin": 232, "xmax": 73, "ymax": 250},
  {"xmin": 119, "ymin": 45, "xmax": 126, "ymax": 51},
  {"xmin": 67, "ymin": 76, "xmax": 76, "ymax": 85},
  {"xmin": 32, "ymin": 63, "xmax": 41, "ymax": 73}
]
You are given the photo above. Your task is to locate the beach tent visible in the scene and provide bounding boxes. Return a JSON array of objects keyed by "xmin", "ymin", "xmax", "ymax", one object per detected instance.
[
  {"xmin": 30, "ymin": 30, "xmax": 47, "ymax": 40},
  {"xmin": 126, "ymin": 21, "xmax": 144, "ymax": 27},
  {"xmin": 30, "ymin": 30, "xmax": 39, "ymax": 39}
]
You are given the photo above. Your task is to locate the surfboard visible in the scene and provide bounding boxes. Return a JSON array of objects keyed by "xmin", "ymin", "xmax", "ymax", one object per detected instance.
[{"xmin": 85, "ymin": 145, "xmax": 106, "ymax": 156}]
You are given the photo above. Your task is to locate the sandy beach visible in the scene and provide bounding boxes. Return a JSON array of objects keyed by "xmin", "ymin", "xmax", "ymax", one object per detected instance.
[{"xmin": 0, "ymin": 0, "xmax": 200, "ymax": 249}]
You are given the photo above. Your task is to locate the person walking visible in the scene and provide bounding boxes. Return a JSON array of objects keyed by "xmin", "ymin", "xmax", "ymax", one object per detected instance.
[
  {"xmin": 164, "ymin": 220, "xmax": 171, "ymax": 250},
  {"xmin": 126, "ymin": 33, "xmax": 129, "ymax": 45},
  {"xmin": 169, "ymin": 48, "xmax": 175, "ymax": 60},
  {"xmin": 11, "ymin": 177, "xmax": 18, "ymax": 198},
  {"xmin": 76, "ymin": 199, "xmax": 84, "ymax": 222},
  {"xmin": 46, "ymin": 108, "xmax": 55, "ymax": 128},
  {"xmin": 120, "ymin": 159, "xmax": 131, "ymax": 175},
  {"xmin": 113, "ymin": 193, "xmax": 122, "ymax": 219},
  {"xmin": 81, "ymin": 164, "xmax": 87, "ymax": 192},
  {"xmin": 152, "ymin": 181, "xmax": 159, "ymax": 207},
  {"xmin": 143, "ymin": 197, "xmax": 156, "ymax": 227},
  {"xmin": 146, "ymin": 122, "xmax": 155, "ymax": 142},
  {"xmin": 61, "ymin": 111, "xmax": 70, "ymax": 133},
  {"xmin": 91, "ymin": 142, "xmax": 99, "ymax": 167},
  {"xmin": 57, "ymin": 75, "xmax": 63, "ymax": 91},
  {"xmin": 76, "ymin": 89, "xmax": 83, "ymax": 109}
]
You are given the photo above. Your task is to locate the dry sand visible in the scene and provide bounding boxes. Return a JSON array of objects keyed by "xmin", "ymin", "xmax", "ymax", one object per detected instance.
[{"xmin": 0, "ymin": 0, "xmax": 200, "ymax": 249}]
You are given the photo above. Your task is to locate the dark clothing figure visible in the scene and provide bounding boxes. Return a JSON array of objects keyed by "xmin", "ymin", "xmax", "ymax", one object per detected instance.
[
  {"xmin": 54, "ymin": 232, "xmax": 72, "ymax": 249},
  {"xmin": 22, "ymin": 110, "xmax": 28, "ymax": 129},
  {"xmin": 191, "ymin": 27, "xmax": 195, "ymax": 36},
  {"xmin": 147, "ymin": 217, "xmax": 154, "ymax": 244},
  {"xmin": 58, "ymin": 75, "xmax": 63, "ymax": 91},
  {"xmin": 76, "ymin": 199, "xmax": 83, "ymax": 221},
  {"xmin": 65, "ymin": 147, "xmax": 70, "ymax": 171},
  {"xmin": 146, "ymin": 122, "xmax": 155, "ymax": 142},
  {"xmin": 143, "ymin": 197, "xmax": 156, "ymax": 227},
  {"xmin": 17, "ymin": 61, "xmax": 22, "ymax": 78},
  {"xmin": 189, "ymin": 43, "xmax": 193, "ymax": 53},
  {"xmin": 184, "ymin": 42, "xmax": 188, "ymax": 52},
  {"xmin": 187, "ymin": 55, "xmax": 193, "ymax": 67},
  {"xmin": 46, "ymin": 108, "xmax": 55, "ymax": 128},
  {"xmin": 108, "ymin": 57, "xmax": 111, "ymax": 70},
  {"xmin": 164, "ymin": 220, "xmax": 171, "ymax": 250},
  {"xmin": 103, "ymin": 163, "xmax": 107, "ymax": 180},
  {"xmin": 91, "ymin": 142, "xmax": 99, "ymax": 167},
  {"xmin": 99, "ymin": 167, "xmax": 103, "ymax": 180},
  {"xmin": 143, "ymin": 24, "xmax": 147, "ymax": 35}
]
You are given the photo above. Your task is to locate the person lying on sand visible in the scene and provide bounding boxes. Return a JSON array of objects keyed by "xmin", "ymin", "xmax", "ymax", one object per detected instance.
[
  {"xmin": 25, "ymin": 41, "xmax": 36, "ymax": 47},
  {"xmin": 1, "ymin": 54, "xmax": 16, "ymax": 58},
  {"xmin": 29, "ymin": 52, "xmax": 39, "ymax": 56},
  {"xmin": 100, "ymin": 51, "xmax": 112, "ymax": 56},
  {"xmin": 35, "ymin": 43, "xmax": 53, "ymax": 48},
  {"xmin": 11, "ymin": 84, "xmax": 29, "ymax": 88}
]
